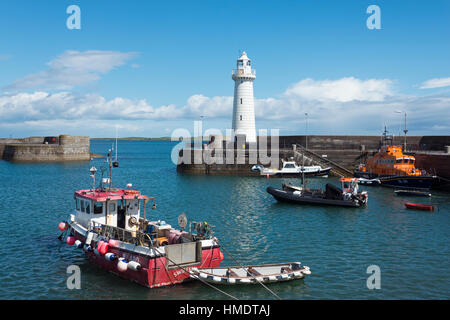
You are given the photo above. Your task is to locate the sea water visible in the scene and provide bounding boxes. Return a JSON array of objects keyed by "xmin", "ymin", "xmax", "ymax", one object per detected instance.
[{"xmin": 0, "ymin": 140, "xmax": 448, "ymax": 299}]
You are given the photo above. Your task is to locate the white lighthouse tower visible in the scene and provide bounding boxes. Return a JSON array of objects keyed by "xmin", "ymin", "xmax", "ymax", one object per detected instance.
[{"xmin": 232, "ymin": 51, "xmax": 257, "ymax": 143}]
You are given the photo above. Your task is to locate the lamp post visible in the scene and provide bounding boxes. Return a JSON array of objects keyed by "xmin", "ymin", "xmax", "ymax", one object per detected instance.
[
  {"xmin": 305, "ymin": 113, "xmax": 308, "ymax": 150},
  {"xmin": 200, "ymin": 115, "xmax": 206, "ymax": 143},
  {"xmin": 395, "ymin": 110, "xmax": 407, "ymax": 151}
]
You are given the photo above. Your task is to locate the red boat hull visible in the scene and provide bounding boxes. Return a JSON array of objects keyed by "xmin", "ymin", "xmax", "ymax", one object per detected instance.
[
  {"xmin": 404, "ymin": 202, "xmax": 434, "ymax": 211},
  {"xmin": 74, "ymin": 234, "xmax": 223, "ymax": 288}
]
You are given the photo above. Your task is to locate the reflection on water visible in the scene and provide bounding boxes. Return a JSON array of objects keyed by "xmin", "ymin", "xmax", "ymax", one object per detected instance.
[{"xmin": 0, "ymin": 140, "xmax": 449, "ymax": 300}]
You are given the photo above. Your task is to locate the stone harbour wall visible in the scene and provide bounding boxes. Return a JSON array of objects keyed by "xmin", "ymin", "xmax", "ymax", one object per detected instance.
[
  {"xmin": 0, "ymin": 135, "xmax": 90, "ymax": 162},
  {"xmin": 177, "ymin": 135, "xmax": 450, "ymax": 175}
]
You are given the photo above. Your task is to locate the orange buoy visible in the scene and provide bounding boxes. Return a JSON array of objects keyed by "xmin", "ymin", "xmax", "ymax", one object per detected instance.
[
  {"xmin": 99, "ymin": 242, "xmax": 109, "ymax": 255},
  {"xmin": 58, "ymin": 222, "xmax": 68, "ymax": 231},
  {"xmin": 66, "ymin": 236, "xmax": 76, "ymax": 246},
  {"xmin": 96, "ymin": 240, "xmax": 105, "ymax": 254}
]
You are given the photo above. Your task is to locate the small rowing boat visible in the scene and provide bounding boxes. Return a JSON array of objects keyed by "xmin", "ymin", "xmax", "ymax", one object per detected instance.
[
  {"xmin": 404, "ymin": 202, "xmax": 434, "ymax": 211},
  {"xmin": 395, "ymin": 190, "xmax": 431, "ymax": 197},
  {"xmin": 189, "ymin": 262, "xmax": 311, "ymax": 285},
  {"xmin": 357, "ymin": 178, "xmax": 381, "ymax": 186}
]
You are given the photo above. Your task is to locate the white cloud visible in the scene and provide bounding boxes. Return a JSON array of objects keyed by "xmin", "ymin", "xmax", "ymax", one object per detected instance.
[
  {"xmin": 4, "ymin": 50, "xmax": 138, "ymax": 91},
  {"xmin": 183, "ymin": 94, "xmax": 233, "ymax": 118},
  {"xmin": 419, "ymin": 77, "xmax": 450, "ymax": 89},
  {"xmin": 284, "ymin": 77, "xmax": 393, "ymax": 102},
  {"xmin": 0, "ymin": 91, "xmax": 229, "ymax": 122},
  {"xmin": 1, "ymin": 76, "xmax": 449, "ymax": 136}
]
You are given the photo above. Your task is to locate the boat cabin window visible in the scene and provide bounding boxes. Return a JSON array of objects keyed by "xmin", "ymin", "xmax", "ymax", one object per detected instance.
[
  {"xmin": 85, "ymin": 201, "xmax": 91, "ymax": 214},
  {"xmin": 75, "ymin": 198, "xmax": 80, "ymax": 211},
  {"xmin": 396, "ymin": 159, "xmax": 402, "ymax": 164},
  {"xmin": 93, "ymin": 202, "xmax": 103, "ymax": 214},
  {"xmin": 284, "ymin": 163, "xmax": 295, "ymax": 168},
  {"xmin": 80, "ymin": 200, "xmax": 85, "ymax": 213},
  {"xmin": 109, "ymin": 202, "xmax": 116, "ymax": 212},
  {"xmin": 238, "ymin": 60, "xmax": 243, "ymax": 67}
]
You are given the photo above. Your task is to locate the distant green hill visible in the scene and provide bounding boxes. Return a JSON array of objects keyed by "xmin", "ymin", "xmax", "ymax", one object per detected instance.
[
  {"xmin": 90, "ymin": 136, "xmax": 205, "ymax": 141},
  {"xmin": 91, "ymin": 137, "xmax": 173, "ymax": 141}
]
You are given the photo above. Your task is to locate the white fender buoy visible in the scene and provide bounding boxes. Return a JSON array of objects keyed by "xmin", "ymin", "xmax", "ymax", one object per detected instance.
[
  {"xmin": 105, "ymin": 253, "xmax": 117, "ymax": 261},
  {"xmin": 117, "ymin": 258, "xmax": 128, "ymax": 272},
  {"xmin": 127, "ymin": 261, "xmax": 141, "ymax": 271},
  {"xmin": 74, "ymin": 240, "xmax": 83, "ymax": 248}
]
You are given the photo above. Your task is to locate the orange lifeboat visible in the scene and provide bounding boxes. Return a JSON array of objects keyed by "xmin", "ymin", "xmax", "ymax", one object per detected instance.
[
  {"xmin": 354, "ymin": 128, "xmax": 435, "ymax": 190},
  {"xmin": 360, "ymin": 145, "xmax": 422, "ymax": 177}
]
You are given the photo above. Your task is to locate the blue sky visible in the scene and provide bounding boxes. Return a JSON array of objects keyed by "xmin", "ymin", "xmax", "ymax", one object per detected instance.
[{"xmin": 0, "ymin": 0, "xmax": 449, "ymax": 138}]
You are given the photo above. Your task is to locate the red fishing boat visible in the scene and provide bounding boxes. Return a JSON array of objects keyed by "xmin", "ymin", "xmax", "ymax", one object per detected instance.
[
  {"xmin": 58, "ymin": 151, "xmax": 223, "ymax": 288},
  {"xmin": 404, "ymin": 202, "xmax": 435, "ymax": 211}
]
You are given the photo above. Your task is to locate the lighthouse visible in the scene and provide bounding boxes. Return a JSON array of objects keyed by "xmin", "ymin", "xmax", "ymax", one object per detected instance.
[{"xmin": 232, "ymin": 51, "xmax": 257, "ymax": 143}]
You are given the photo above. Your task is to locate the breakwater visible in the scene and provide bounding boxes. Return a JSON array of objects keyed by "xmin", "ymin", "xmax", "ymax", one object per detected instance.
[
  {"xmin": 0, "ymin": 135, "xmax": 91, "ymax": 161},
  {"xmin": 177, "ymin": 135, "xmax": 450, "ymax": 177}
]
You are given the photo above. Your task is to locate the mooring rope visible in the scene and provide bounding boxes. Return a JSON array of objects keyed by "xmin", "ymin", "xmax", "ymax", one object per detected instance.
[
  {"xmin": 153, "ymin": 247, "xmax": 239, "ymax": 300},
  {"xmin": 217, "ymin": 241, "xmax": 282, "ymax": 300}
]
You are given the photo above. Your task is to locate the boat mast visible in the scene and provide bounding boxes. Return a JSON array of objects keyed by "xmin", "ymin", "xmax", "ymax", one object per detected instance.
[
  {"xmin": 403, "ymin": 112, "xmax": 408, "ymax": 152},
  {"xmin": 107, "ymin": 149, "xmax": 113, "ymax": 190},
  {"xmin": 303, "ymin": 113, "xmax": 308, "ymax": 188},
  {"xmin": 115, "ymin": 125, "xmax": 118, "ymax": 162}
]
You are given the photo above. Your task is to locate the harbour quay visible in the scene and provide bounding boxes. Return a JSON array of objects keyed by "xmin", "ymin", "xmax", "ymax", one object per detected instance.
[
  {"xmin": 0, "ymin": 134, "xmax": 91, "ymax": 162},
  {"xmin": 176, "ymin": 134, "xmax": 450, "ymax": 179}
]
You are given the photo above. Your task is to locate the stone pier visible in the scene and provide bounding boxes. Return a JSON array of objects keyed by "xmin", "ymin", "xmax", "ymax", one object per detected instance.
[{"xmin": 0, "ymin": 135, "xmax": 91, "ymax": 162}]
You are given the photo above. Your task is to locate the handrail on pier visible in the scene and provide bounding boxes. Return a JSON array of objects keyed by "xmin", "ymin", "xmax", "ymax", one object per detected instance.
[{"xmin": 294, "ymin": 144, "xmax": 353, "ymax": 178}]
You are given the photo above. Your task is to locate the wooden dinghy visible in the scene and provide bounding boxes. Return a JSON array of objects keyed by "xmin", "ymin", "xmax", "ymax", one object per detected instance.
[
  {"xmin": 404, "ymin": 202, "xmax": 435, "ymax": 211},
  {"xmin": 189, "ymin": 262, "xmax": 311, "ymax": 285}
]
